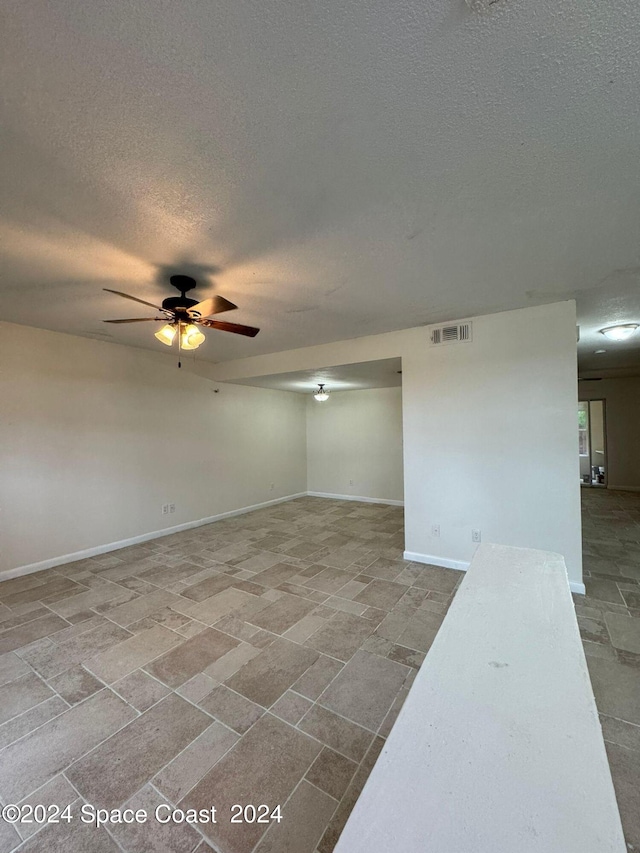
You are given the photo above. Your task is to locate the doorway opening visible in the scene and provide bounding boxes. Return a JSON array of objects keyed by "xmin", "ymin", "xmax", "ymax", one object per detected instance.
[{"xmin": 578, "ymin": 399, "xmax": 607, "ymax": 487}]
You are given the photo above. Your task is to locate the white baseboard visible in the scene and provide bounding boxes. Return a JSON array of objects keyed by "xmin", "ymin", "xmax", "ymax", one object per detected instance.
[
  {"xmin": 404, "ymin": 550, "xmax": 586, "ymax": 595},
  {"xmin": 607, "ymin": 485, "xmax": 640, "ymax": 492},
  {"xmin": 2, "ymin": 492, "xmax": 587, "ymax": 599},
  {"xmin": 0, "ymin": 492, "xmax": 307, "ymax": 583},
  {"xmin": 306, "ymin": 491, "xmax": 404, "ymax": 507},
  {"xmin": 403, "ymin": 551, "xmax": 470, "ymax": 572}
]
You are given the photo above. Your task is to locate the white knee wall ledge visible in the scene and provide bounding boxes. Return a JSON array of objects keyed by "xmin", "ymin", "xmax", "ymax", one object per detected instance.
[
  {"xmin": 404, "ymin": 549, "xmax": 586, "ymax": 595},
  {"xmin": 335, "ymin": 543, "xmax": 625, "ymax": 853}
]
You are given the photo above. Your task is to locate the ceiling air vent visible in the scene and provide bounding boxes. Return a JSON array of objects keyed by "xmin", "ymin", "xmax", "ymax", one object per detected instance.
[{"xmin": 430, "ymin": 321, "xmax": 473, "ymax": 346}]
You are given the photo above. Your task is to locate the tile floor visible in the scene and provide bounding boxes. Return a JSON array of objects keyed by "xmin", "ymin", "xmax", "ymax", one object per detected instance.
[
  {"xmin": 580, "ymin": 487, "xmax": 640, "ymax": 850},
  {"xmin": 2, "ymin": 490, "xmax": 637, "ymax": 852},
  {"xmin": 0, "ymin": 497, "xmax": 462, "ymax": 853}
]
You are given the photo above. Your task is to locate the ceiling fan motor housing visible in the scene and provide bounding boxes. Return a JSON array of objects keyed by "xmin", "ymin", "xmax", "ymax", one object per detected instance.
[
  {"xmin": 161, "ymin": 295, "xmax": 199, "ymax": 313},
  {"xmin": 163, "ymin": 275, "xmax": 199, "ymax": 313}
]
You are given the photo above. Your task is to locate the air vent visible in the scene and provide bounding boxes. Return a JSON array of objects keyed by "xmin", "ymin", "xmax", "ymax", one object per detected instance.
[{"xmin": 430, "ymin": 322, "xmax": 473, "ymax": 346}]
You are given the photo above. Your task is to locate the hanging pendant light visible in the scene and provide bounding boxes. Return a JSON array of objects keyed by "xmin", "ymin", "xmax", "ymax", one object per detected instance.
[{"xmin": 313, "ymin": 383, "xmax": 330, "ymax": 402}]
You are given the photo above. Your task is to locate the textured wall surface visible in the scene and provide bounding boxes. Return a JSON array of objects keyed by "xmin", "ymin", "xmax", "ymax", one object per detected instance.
[
  {"xmin": 306, "ymin": 387, "xmax": 404, "ymax": 502},
  {"xmin": 580, "ymin": 377, "xmax": 640, "ymax": 488},
  {"xmin": 0, "ymin": 321, "xmax": 307, "ymax": 572},
  {"xmin": 209, "ymin": 301, "xmax": 584, "ymax": 584}
]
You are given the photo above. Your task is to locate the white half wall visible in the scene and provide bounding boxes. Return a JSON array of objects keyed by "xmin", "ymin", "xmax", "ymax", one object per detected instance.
[
  {"xmin": 579, "ymin": 377, "xmax": 640, "ymax": 489},
  {"xmin": 306, "ymin": 387, "xmax": 403, "ymax": 503},
  {"xmin": 210, "ymin": 302, "xmax": 583, "ymax": 585},
  {"xmin": 335, "ymin": 544, "xmax": 625, "ymax": 853},
  {"xmin": 0, "ymin": 321, "xmax": 307, "ymax": 573}
]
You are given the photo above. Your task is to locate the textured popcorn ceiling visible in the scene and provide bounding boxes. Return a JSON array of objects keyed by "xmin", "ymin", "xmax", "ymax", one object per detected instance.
[{"xmin": 1, "ymin": 0, "xmax": 639, "ymax": 369}]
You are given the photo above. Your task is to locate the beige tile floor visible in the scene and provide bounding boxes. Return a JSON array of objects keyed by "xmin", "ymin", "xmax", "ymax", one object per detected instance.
[
  {"xmin": 2, "ymin": 490, "xmax": 637, "ymax": 852},
  {"xmin": 579, "ymin": 488, "xmax": 640, "ymax": 851},
  {"xmin": 0, "ymin": 498, "xmax": 462, "ymax": 853}
]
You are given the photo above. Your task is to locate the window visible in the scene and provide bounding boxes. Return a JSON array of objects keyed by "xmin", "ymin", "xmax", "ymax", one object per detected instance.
[{"xmin": 578, "ymin": 405, "xmax": 588, "ymax": 456}]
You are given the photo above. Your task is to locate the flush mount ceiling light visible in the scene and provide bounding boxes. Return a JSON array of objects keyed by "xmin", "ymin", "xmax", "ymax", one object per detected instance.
[
  {"xmin": 599, "ymin": 324, "xmax": 639, "ymax": 341},
  {"xmin": 103, "ymin": 274, "xmax": 260, "ymax": 366},
  {"xmin": 313, "ymin": 383, "xmax": 330, "ymax": 402}
]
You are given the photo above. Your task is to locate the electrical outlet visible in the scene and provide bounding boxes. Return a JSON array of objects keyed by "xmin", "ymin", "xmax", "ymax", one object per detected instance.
[
  {"xmin": 162, "ymin": 504, "xmax": 169, "ymax": 515},
  {"xmin": 270, "ymin": 483, "xmax": 275, "ymax": 491},
  {"xmin": 349, "ymin": 479, "xmax": 354, "ymax": 486},
  {"xmin": 472, "ymin": 528, "xmax": 481, "ymax": 543},
  {"xmin": 168, "ymin": 503, "xmax": 175, "ymax": 514},
  {"xmin": 431, "ymin": 524, "xmax": 440, "ymax": 537}
]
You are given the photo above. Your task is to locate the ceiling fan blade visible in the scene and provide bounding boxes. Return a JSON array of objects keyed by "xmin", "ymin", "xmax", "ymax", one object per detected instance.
[
  {"xmin": 199, "ymin": 318, "xmax": 260, "ymax": 337},
  {"xmin": 188, "ymin": 296, "xmax": 238, "ymax": 317},
  {"xmin": 103, "ymin": 317, "xmax": 165, "ymax": 323},
  {"xmin": 103, "ymin": 288, "xmax": 164, "ymax": 311}
]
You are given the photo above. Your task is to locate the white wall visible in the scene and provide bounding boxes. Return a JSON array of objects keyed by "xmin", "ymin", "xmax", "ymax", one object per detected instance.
[
  {"xmin": 210, "ymin": 302, "xmax": 583, "ymax": 586},
  {"xmin": 579, "ymin": 378, "xmax": 640, "ymax": 489},
  {"xmin": 306, "ymin": 387, "xmax": 403, "ymax": 503},
  {"xmin": 0, "ymin": 321, "xmax": 307, "ymax": 573}
]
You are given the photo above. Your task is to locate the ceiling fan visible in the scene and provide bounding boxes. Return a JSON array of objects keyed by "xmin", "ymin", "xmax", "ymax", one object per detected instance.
[{"xmin": 103, "ymin": 274, "xmax": 259, "ymax": 358}]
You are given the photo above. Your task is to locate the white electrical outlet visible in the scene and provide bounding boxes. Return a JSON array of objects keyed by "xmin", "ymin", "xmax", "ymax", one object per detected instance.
[
  {"xmin": 168, "ymin": 503, "xmax": 175, "ymax": 514},
  {"xmin": 472, "ymin": 528, "xmax": 481, "ymax": 543},
  {"xmin": 162, "ymin": 504, "xmax": 169, "ymax": 515},
  {"xmin": 431, "ymin": 524, "xmax": 440, "ymax": 537}
]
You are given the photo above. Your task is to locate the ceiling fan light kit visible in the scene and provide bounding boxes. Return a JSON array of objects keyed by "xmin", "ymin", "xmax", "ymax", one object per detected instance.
[
  {"xmin": 313, "ymin": 383, "xmax": 330, "ymax": 402},
  {"xmin": 155, "ymin": 321, "xmax": 206, "ymax": 350},
  {"xmin": 104, "ymin": 274, "xmax": 260, "ymax": 366}
]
